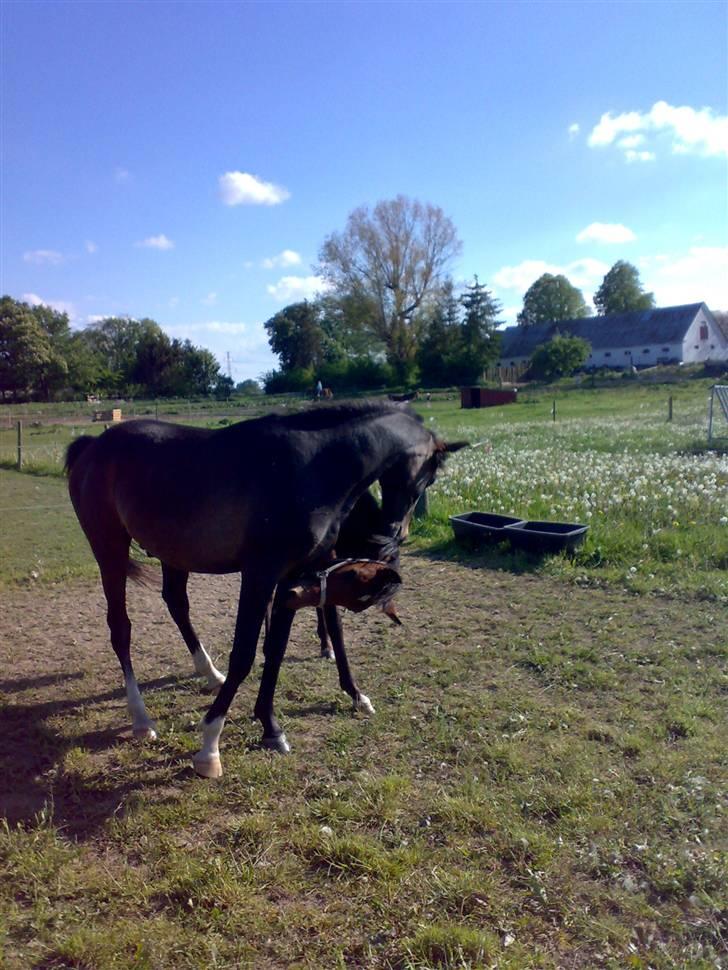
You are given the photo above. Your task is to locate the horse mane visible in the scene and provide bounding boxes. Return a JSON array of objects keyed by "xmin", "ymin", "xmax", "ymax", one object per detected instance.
[{"xmin": 257, "ymin": 400, "xmax": 425, "ymax": 433}]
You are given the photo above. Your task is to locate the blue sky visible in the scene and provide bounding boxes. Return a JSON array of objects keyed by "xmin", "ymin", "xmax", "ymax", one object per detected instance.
[{"xmin": 2, "ymin": 0, "xmax": 726, "ymax": 382}]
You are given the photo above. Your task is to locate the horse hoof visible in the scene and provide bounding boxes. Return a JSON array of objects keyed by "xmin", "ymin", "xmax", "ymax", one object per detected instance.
[
  {"xmin": 193, "ymin": 753, "xmax": 223, "ymax": 778},
  {"xmin": 262, "ymin": 733, "xmax": 290, "ymax": 754},
  {"xmin": 320, "ymin": 648, "xmax": 334, "ymax": 661},
  {"xmin": 206, "ymin": 672, "xmax": 226, "ymax": 690},
  {"xmin": 354, "ymin": 694, "xmax": 375, "ymax": 716},
  {"xmin": 133, "ymin": 725, "xmax": 157, "ymax": 741}
]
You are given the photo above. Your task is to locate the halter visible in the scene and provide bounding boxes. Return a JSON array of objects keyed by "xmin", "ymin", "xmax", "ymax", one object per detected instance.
[{"xmin": 315, "ymin": 558, "xmax": 384, "ymax": 608}]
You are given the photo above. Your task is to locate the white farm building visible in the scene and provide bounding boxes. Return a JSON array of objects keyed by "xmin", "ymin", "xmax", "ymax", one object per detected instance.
[{"xmin": 497, "ymin": 303, "xmax": 728, "ymax": 371}]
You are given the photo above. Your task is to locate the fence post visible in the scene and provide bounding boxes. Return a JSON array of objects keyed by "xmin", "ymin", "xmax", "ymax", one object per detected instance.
[
  {"xmin": 668, "ymin": 395, "xmax": 673, "ymax": 422},
  {"xmin": 16, "ymin": 421, "xmax": 23, "ymax": 470},
  {"xmin": 552, "ymin": 399, "xmax": 557, "ymax": 422}
]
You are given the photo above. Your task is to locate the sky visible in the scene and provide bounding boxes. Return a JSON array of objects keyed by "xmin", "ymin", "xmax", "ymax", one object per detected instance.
[{"xmin": 2, "ymin": 0, "xmax": 727, "ymax": 383}]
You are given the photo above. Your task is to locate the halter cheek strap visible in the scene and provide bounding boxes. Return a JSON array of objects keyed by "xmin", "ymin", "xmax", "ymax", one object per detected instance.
[{"xmin": 316, "ymin": 558, "xmax": 380, "ymax": 608}]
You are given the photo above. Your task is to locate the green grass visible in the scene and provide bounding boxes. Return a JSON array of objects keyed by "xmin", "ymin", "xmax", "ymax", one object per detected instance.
[
  {"xmin": 1, "ymin": 562, "xmax": 725, "ymax": 968},
  {"xmin": 411, "ymin": 379, "xmax": 728, "ymax": 600},
  {"xmin": 3, "ymin": 380, "xmax": 725, "ymax": 598},
  {"xmin": 1, "ymin": 377, "xmax": 726, "ymax": 966}
]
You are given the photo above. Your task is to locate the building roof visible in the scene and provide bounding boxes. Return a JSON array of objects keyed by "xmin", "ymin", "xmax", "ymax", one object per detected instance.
[{"xmin": 498, "ymin": 303, "xmax": 713, "ymax": 358}]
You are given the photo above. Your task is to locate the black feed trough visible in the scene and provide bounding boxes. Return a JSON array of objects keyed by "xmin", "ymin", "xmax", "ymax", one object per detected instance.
[
  {"xmin": 504, "ymin": 520, "xmax": 589, "ymax": 554},
  {"xmin": 450, "ymin": 511, "xmax": 526, "ymax": 544}
]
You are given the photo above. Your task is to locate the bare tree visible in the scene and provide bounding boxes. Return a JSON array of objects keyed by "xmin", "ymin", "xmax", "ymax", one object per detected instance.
[{"xmin": 318, "ymin": 195, "xmax": 461, "ymax": 378}]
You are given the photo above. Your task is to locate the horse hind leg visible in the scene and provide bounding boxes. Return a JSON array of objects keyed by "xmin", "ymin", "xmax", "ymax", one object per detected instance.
[
  {"xmin": 161, "ymin": 564, "xmax": 225, "ymax": 689},
  {"xmin": 316, "ymin": 607, "xmax": 335, "ymax": 660},
  {"xmin": 98, "ymin": 548, "xmax": 157, "ymax": 740}
]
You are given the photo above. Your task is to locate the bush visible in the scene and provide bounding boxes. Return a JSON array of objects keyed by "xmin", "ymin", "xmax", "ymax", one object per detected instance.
[
  {"xmin": 262, "ymin": 367, "xmax": 314, "ymax": 394},
  {"xmin": 530, "ymin": 334, "xmax": 591, "ymax": 382}
]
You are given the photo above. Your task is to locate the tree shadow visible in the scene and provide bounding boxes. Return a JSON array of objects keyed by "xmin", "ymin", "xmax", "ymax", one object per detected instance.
[{"xmin": 0, "ymin": 671, "xmax": 185, "ymax": 839}]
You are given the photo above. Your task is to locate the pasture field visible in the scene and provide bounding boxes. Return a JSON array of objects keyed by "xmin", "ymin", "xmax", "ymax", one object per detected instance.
[
  {"xmin": 0, "ymin": 379, "xmax": 726, "ymax": 968},
  {"xmin": 0, "ymin": 562, "xmax": 725, "ymax": 969},
  {"xmin": 2, "ymin": 378, "xmax": 726, "ymax": 598}
]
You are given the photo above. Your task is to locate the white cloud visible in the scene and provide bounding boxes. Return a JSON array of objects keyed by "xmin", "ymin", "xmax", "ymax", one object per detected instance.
[
  {"xmin": 23, "ymin": 249, "xmax": 64, "ymax": 265},
  {"xmin": 166, "ymin": 319, "xmax": 278, "ymax": 381},
  {"xmin": 266, "ymin": 275, "xmax": 326, "ymax": 303},
  {"xmin": 568, "ymin": 122, "xmax": 580, "ymax": 138},
  {"xmin": 201, "ymin": 292, "xmax": 218, "ymax": 306},
  {"xmin": 262, "ymin": 249, "xmax": 302, "ymax": 269},
  {"xmin": 641, "ymin": 246, "xmax": 728, "ymax": 310},
  {"xmin": 588, "ymin": 100, "xmax": 728, "ymax": 160},
  {"xmin": 625, "ymin": 149, "xmax": 656, "ymax": 163},
  {"xmin": 219, "ymin": 171, "xmax": 290, "ymax": 206},
  {"xmin": 114, "ymin": 167, "xmax": 130, "ymax": 183},
  {"xmin": 85, "ymin": 240, "xmax": 98, "ymax": 254},
  {"xmin": 576, "ymin": 222, "xmax": 637, "ymax": 244},
  {"xmin": 22, "ymin": 293, "xmax": 76, "ymax": 318},
  {"xmin": 617, "ymin": 134, "xmax": 646, "ymax": 149},
  {"xmin": 493, "ymin": 258, "xmax": 609, "ymax": 295},
  {"xmin": 135, "ymin": 234, "xmax": 175, "ymax": 250},
  {"xmin": 169, "ymin": 296, "xmax": 180, "ymax": 308}
]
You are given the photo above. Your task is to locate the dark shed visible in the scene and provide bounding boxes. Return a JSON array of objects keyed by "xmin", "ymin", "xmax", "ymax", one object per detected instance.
[{"xmin": 460, "ymin": 387, "xmax": 518, "ymax": 409}]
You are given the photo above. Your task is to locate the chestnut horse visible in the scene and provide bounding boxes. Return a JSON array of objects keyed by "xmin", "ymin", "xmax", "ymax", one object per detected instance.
[{"xmin": 66, "ymin": 401, "xmax": 464, "ymax": 777}]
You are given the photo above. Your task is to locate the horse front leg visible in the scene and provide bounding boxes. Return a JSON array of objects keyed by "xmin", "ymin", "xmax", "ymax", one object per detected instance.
[
  {"xmin": 323, "ymin": 605, "xmax": 375, "ymax": 716},
  {"xmin": 254, "ymin": 597, "xmax": 296, "ymax": 753},
  {"xmin": 161, "ymin": 564, "xmax": 225, "ymax": 689},
  {"xmin": 193, "ymin": 573, "xmax": 277, "ymax": 779}
]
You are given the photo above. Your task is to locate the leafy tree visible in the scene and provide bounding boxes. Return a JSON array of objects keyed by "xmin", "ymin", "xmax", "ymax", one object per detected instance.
[
  {"xmin": 316, "ymin": 292, "xmax": 383, "ymax": 360},
  {"xmin": 418, "ymin": 280, "xmax": 461, "ymax": 386},
  {"xmin": 529, "ymin": 333, "xmax": 591, "ymax": 381},
  {"xmin": 30, "ymin": 303, "xmax": 71, "ymax": 398},
  {"xmin": 517, "ymin": 274, "xmax": 590, "ymax": 327},
  {"xmin": 0, "ymin": 296, "xmax": 53, "ymax": 399},
  {"xmin": 129, "ymin": 323, "xmax": 176, "ymax": 395},
  {"xmin": 318, "ymin": 195, "xmax": 461, "ymax": 379},
  {"xmin": 178, "ymin": 343, "xmax": 220, "ymax": 396},
  {"xmin": 264, "ymin": 301, "xmax": 325, "ymax": 372},
  {"xmin": 453, "ymin": 276, "xmax": 503, "ymax": 382},
  {"xmin": 236, "ymin": 379, "xmax": 262, "ymax": 395},
  {"xmin": 83, "ymin": 317, "xmax": 147, "ymax": 391},
  {"xmin": 213, "ymin": 374, "xmax": 234, "ymax": 400},
  {"xmin": 64, "ymin": 331, "xmax": 106, "ymax": 392},
  {"xmin": 593, "ymin": 260, "xmax": 655, "ymax": 316}
]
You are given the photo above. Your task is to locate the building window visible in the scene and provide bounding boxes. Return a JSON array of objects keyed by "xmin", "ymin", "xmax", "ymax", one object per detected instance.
[
  {"xmin": 625, "ymin": 350, "xmax": 631, "ymax": 355},
  {"xmin": 700, "ymin": 324, "xmax": 709, "ymax": 340},
  {"xmin": 694, "ymin": 345, "xmax": 699, "ymax": 350},
  {"xmin": 662, "ymin": 347, "xmax": 670, "ymax": 353},
  {"xmin": 643, "ymin": 349, "xmax": 650, "ymax": 354},
  {"xmin": 605, "ymin": 352, "xmax": 611, "ymax": 358}
]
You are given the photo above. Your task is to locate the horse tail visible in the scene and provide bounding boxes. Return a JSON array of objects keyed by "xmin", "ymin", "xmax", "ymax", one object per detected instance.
[
  {"xmin": 127, "ymin": 559, "xmax": 160, "ymax": 589},
  {"xmin": 64, "ymin": 435, "xmax": 95, "ymax": 475}
]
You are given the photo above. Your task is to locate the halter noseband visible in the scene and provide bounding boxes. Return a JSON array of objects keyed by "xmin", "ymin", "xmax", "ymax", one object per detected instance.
[{"xmin": 315, "ymin": 558, "xmax": 382, "ymax": 608}]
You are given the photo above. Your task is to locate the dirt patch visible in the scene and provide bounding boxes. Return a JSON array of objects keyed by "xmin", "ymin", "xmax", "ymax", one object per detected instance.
[{"xmin": 0, "ymin": 552, "xmax": 724, "ymax": 833}]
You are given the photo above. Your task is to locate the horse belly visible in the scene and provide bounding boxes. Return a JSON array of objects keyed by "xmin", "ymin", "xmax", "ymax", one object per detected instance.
[{"xmin": 119, "ymin": 493, "xmax": 249, "ymax": 574}]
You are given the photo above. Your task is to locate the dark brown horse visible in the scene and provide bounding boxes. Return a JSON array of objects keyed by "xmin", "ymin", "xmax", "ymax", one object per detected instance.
[{"xmin": 66, "ymin": 401, "xmax": 464, "ymax": 777}]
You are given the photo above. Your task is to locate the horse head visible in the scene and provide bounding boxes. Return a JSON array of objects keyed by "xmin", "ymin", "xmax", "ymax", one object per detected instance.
[{"xmin": 377, "ymin": 418, "xmax": 467, "ymax": 550}]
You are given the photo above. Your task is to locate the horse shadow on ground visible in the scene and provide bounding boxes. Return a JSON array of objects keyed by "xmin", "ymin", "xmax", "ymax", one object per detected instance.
[
  {"xmin": 415, "ymin": 537, "xmax": 552, "ymax": 574},
  {"xmin": 0, "ymin": 671, "xmax": 189, "ymax": 840}
]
